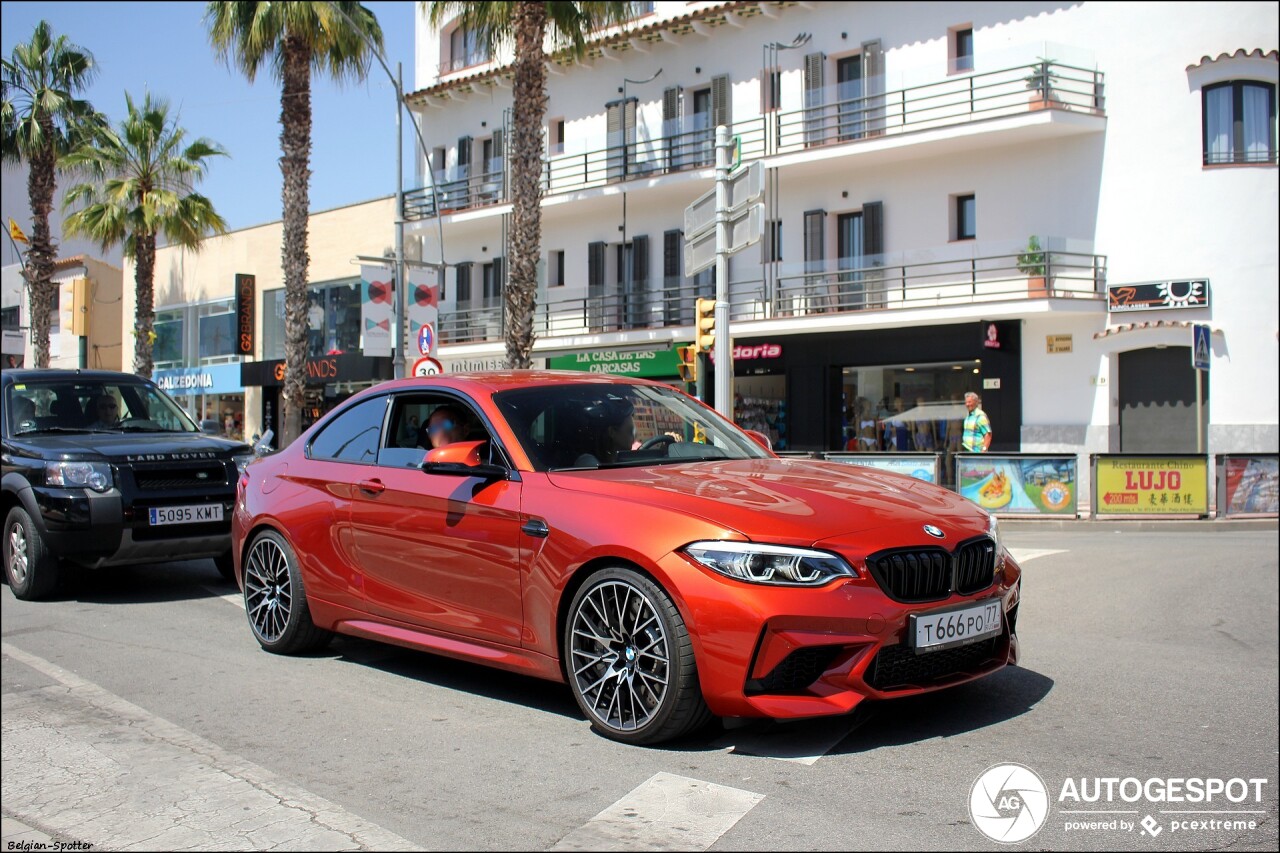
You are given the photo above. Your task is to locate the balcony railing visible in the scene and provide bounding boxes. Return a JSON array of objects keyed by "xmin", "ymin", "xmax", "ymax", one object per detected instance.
[
  {"xmin": 404, "ymin": 60, "xmax": 1104, "ymax": 221},
  {"xmin": 437, "ymin": 245, "xmax": 1107, "ymax": 345}
]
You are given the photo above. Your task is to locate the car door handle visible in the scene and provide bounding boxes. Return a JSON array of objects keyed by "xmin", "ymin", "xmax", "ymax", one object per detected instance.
[
  {"xmin": 521, "ymin": 518, "xmax": 550, "ymax": 538},
  {"xmin": 357, "ymin": 479, "xmax": 385, "ymax": 495}
]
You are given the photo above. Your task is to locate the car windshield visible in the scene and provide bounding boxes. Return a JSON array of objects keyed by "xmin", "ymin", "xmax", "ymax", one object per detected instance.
[
  {"xmin": 6, "ymin": 378, "xmax": 200, "ymax": 436},
  {"xmin": 493, "ymin": 382, "xmax": 770, "ymax": 472}
]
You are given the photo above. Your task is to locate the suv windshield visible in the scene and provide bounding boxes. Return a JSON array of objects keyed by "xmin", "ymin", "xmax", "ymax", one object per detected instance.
[
  {"xmin": 493, "ymin": 382, "xmax": 769, "ymax": 471},
  {"xmin": 7, "ymin": 378, "xmax": 200, "ymax": 436}
]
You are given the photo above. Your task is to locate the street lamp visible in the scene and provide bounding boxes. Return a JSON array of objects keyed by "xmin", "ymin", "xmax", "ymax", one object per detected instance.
[{"xmin": 619, "ymin": 68, "xmax": 662, "ymax": 332}]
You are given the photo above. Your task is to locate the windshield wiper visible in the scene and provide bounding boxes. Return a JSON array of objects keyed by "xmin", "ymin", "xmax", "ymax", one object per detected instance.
[{"xmin": 14, "ymin": 426, "xmax": 93, "ymax": 435}]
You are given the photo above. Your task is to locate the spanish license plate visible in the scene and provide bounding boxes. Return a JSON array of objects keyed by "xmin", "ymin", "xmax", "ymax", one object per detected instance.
[
  {"xmin": 909, "ymin": 599, "xmax": 1002, "ymax": 653},
  {"xmin": 149, "ymin": 504, "xmax": 224, "ymax": 526}
]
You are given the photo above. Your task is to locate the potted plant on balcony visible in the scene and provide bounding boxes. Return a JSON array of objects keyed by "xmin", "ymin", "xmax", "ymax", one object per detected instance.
[
  {"xmin": 1025, "ymin": 59, "xmax": 1061, "ymax": 110},
  {"xmin": 1017, "ymin": 234, "xmax": 1050, "ymax": 297}
]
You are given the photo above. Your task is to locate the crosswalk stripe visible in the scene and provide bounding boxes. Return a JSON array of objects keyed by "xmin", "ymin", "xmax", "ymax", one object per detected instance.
[
  {"xmin": 551, "ymin": 772, "xmax": 764, "ymax": 851},
  {"xmin": 1008, "ymin": 547, "xmax": 1066, "ymax": 563}
]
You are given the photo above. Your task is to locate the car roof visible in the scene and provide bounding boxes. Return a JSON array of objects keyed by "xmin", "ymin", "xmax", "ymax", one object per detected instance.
[
  {"xmin": 373, "ymin": 370, "xmax": 664, "ymax": 395},
  {"xmin": 3, "ymin": 368, "xmax": 148, "ymax": 385}
]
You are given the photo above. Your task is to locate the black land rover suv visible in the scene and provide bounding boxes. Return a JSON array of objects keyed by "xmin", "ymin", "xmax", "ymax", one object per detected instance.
[{"xmin": 2, "ymin": 368, "xmax": 256, "ymax": 600}]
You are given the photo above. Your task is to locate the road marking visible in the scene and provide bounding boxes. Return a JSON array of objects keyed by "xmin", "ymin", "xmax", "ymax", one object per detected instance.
[
  {"xmin": 1, "ymin": 642, "xmax": 421, "ymax": 851},
  {"xmin": 713, "ymin": 714, "xmax": 866, "ymax": 764},
  {"xmin": 1008, "ymin": 548, "xmax": 1066, "ymax": 563},
  {"xmin": 203, "ymin": 585, "xmax": 244, "ymax": 609},
  {"xmin": 551, "ymin": 772, "xmax": 763, "ymax": 851}
]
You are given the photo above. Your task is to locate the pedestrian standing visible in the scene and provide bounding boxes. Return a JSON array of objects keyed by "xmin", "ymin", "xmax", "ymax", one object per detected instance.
[{"xmin": 962, "ymin": 391, "xmax": 992, "ymax": 453}]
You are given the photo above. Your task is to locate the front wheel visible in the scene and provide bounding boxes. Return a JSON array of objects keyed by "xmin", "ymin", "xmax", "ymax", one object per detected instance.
[
  {"xmin": 242, "ymin": 529, "xmax": 331, "ymax": 654},
  {"xmin": 564, "ymin": 567, "xmax": 712, "ymax": 745},
  {"xmin": 3, "ymin": 506, "xmax": 59, "ymax": 600}
]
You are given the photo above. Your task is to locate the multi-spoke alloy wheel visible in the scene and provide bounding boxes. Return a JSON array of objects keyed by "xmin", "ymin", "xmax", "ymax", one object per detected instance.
[
  {"xmin": 243, "ymin": 530, "xmax": 330, "ymax": 654},
  {"xmin": 3, "ymin": 506, "xmax": 58, "ymax": 601},
  {"xmin": 565, "ymin": 568, "xmax": 712, "ymax": 745}
]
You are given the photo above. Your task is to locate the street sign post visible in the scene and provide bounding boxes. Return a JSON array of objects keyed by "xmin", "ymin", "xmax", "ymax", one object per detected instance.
[
  {"xmin": 1192, "ymin": 323, "xmax": 1210, "ymax": 453},
  {"xmin": 681, "ymin": 137, "xmax": 765, "ymax": 417}
]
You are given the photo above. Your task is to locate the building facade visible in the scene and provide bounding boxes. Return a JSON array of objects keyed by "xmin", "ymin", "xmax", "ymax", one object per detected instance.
[{"xmin": 401, "ymin": 0, "xmax": 1277, "ymax": 504}]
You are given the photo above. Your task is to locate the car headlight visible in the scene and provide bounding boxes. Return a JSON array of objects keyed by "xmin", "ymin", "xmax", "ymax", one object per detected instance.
[
  {"xmin": 232, "ymin": 452, "xmax": 255, "ymax": 476},
  {"xmin": 683, "ymin": 541, "xmax": 857, "ymax": 587},
  {"xmin": 988, "ymin": 513, "xmax": 1008, "ymax": 572},
  {"xmin": 45, "ymin": 461, "xmax": 113, "ymax": 493}
]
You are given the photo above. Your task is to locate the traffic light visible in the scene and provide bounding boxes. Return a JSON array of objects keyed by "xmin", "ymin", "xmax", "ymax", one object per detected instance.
[
  {"xmin": 676, "ymin": 345, "xmax": 698, "ymax": 383},
  {"xmin": 694, "ymin": 297, "xmax": 716, "ymax": 353}
]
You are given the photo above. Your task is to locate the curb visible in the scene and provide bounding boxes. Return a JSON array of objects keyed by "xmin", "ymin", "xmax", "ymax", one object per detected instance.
[{"xmin": 1000, "ymin": 517, "xmax": 1277, "ymax": 533}]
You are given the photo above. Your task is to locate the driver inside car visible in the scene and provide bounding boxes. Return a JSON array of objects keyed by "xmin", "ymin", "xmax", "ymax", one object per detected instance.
[{"xmin": 574, "ymin": 398, "xmax": 636, "ymax": 467}]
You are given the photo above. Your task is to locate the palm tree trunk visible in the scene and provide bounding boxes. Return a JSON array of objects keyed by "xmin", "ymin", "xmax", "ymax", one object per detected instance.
[
  {"xmin": 25, "ymin": 130, "xmax": 58, "ymax": 368},
  {"xmin": 280, "ymin": 39, "xmax": 313, "ymax": 445},
  {"xmin": 133, "ymin": 231, "xmax": 157, "ymax": 378},
  {"xmin": 505, "ymin": 2, "xmax": 548, "ymax": 370}
]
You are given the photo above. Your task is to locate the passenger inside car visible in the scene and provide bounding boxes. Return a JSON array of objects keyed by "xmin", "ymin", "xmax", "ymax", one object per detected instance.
[{"xmin": 574, "ymin": 397, "xmax": 636, "ymax": 467}]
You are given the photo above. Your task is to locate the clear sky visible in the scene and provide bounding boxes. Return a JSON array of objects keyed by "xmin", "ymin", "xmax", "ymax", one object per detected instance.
[{"xmin": 1, "ymin": 1, "xmax": 419, "ymax": 234}]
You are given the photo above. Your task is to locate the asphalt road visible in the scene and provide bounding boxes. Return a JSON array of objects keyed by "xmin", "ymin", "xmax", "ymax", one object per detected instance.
[{"xmin": 2, "ymin": 523, "xmax": 1277, "ymax": 851}]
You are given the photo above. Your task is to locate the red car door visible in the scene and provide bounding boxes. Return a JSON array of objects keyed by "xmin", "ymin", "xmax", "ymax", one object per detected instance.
[{"xmin": 348, "ymin": 453, "xmax": 525, "ymax": 648}]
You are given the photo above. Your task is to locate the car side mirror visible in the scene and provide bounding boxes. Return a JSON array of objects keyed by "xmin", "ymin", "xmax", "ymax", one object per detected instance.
[
  {"xmin": 743, "ymin": 429, "xmax": 774, "ymax": 453},
  {"xmin": 422, "ymin": 439, "xmax": 508, "ymax": 480},
  {"xmin": 253, "ymin": 429, "xmax": 275, "ymax": 456}
]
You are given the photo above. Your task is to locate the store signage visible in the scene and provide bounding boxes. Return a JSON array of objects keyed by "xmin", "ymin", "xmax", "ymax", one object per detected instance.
[
  {"xmin": 240, "ymin": 353, "xmax": 392, "ymax": 387},
  {"xmin": 1094, "ymin": 455, "xmax": 1208, "ymax": 516},
  {"xmin": 1220, "ymin": 455, "xmax": 1278, "ymax": 516},
  {"xmin": 440, "ymin": 356, "xmax": 507, "ymax": 373},
  {"xmin": 982, "ymin": 322, "xmax": 1001, "ymax": 350},
  {"xmin": 825, "ymin": 453, "xmax": 939, "ymax": 484},
  {"xmin": 1107, "ymin": 280, "xmax": 1209, "ymax": 313},
  {"xmin": 549, "ymin": 348, "xmax": 679, "ymax": 377},
  {"xmin": 708, "ymin": 343, "xmax": 783, "ymax": 363},
  {"xmin": 153, "ymin": 364, "xmax": 243, "ymax": 396},
  {"xmin": 235, "ymin": 274, "xmax": 255, "ymax": 355},
  {"xmin": 956, "ymin": 455, "xmax": 1078, "ymax": 516},
  {"xmin": 1046, "ymin": 334, "xmax": 1073, "ymax": 354}
]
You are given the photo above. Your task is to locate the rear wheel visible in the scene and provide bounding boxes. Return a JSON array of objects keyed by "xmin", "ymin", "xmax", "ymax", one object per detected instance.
[
  {"xmin": 564, "ymin": 567, "xmax": 712, "ymax": 745},
  {"xmin": 4, "ymin": 506, "xmax": 59, "ymax": 601},
  {"xmin": 242, "ymin": 529, "xmax": 331, "ymax": 654}
]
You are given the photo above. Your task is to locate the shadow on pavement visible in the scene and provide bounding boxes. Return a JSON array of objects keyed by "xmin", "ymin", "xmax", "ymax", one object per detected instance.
[{"xmin": 35, "ymin": 558, "xmax": 233, "ymax": 605}]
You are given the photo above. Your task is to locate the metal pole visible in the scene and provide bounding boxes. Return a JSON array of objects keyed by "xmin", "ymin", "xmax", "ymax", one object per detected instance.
[
  {"xmin": 394, "ymin": 61, "xmax": 407, "ymax": 379},
  {"xmin": 1195, "ymin": 368, "xmax": 1204, "ymax": 454},
  {"xmin": 714, "ymin": 124, "xmax": 732, "ymax": 419}
]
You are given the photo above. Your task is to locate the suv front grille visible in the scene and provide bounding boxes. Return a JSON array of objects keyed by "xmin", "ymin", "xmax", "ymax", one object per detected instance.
[
  {"xmin": 866, "ymin": 537, "xmax": 997, "ymax": 602},
  {"xmin": 132, "ymin": 463, "xmax": 228, "ymax": 490}
]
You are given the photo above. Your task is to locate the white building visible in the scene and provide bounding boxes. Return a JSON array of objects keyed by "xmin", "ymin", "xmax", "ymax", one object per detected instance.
[{"xmin": 404, "ymin": 0, "xmax": 1278, "ymax": 504}]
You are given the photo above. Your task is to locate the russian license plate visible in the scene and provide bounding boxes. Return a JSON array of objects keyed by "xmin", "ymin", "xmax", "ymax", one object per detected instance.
[
  {"xmin": 909, "ymin": 599, "xmax": 1002, "ymax": 653},
  {"xmin": 149, "ymin": 504, "xmax": 224, "ymax": 526}
]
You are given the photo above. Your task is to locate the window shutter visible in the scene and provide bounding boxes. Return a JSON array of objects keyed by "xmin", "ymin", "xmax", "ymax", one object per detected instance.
[
  {"xmin": 631, "ymin": 235, "xmax": 649, "ymax": 287},
  {"xmin": 863, "ymin": 201, "xmax": 883, "ymax": 257},
  {"xmin": 803, "ymin": 53, "xmax": 826, "ymax": 146},
  {"xmin": 711, "ymin": 74, "xmax": 731, "ymax": 128},
  {"xmin": 663, "ymin": 230, "xmax": 682, "ymax": 279},
  {"xmin": 804, "ymin": 209, "xmax": 826, "ymax": 274},
  {"xmin": 457, "ymin": 263, "xmax": 472, "ymax": 303},
  {"xmin": 494, "ymin": 256, "xmax": 505, "ymax": 296},
  {"xmin": 861, "ymin": 40, "xmax": 884, "ymax": 136},
  {"xmin": 606, "ymin": 101, "xmax": 625, "ymax": 180},
  {"xmin": 457, "ymin": 136, "xmax": 473, "ymax": 167},
  {"xmin": 588, "ymin": 241, "xmax": 606, "ymax": 291},
  {"xmin": 663, "ymin": 86, "xmax": 683, "ymax": 168}
]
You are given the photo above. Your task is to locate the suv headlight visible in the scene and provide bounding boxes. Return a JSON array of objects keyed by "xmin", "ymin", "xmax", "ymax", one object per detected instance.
[
  {"xmin": 683, "ymin": 541, "xmax": 856, "ymax": 587},
  {"xmin": 46, "ymin": 461, "xmax": 113, "ymax": 493}
]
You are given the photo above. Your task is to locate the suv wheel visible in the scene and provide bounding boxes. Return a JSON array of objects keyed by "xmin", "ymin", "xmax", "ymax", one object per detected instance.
[
  {"xmin": 243, "ymin": 529, "xmax": 331, "ymax": 654},
  {"xmin": 4, "ymin": 506, "xmax": 60, "ymax": 601}
]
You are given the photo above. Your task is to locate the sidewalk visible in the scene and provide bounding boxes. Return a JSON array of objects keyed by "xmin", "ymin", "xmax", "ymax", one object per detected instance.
[
  {"xmin": 1, "ymin": 816, "xmax": 57, "ymax": 849},
  {"xmin": 1001, "ymin": 516, "xmax": 1277, "ymax": 532}
]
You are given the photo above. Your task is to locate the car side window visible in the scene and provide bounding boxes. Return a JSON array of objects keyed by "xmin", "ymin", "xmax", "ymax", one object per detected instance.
[
  {"xmin": 309, "ymin": 396, "xmax": 387, "ymax": 464},
  {"xmin": 377, "ymin": 394, "xmax": 494, "ymax": 468}
]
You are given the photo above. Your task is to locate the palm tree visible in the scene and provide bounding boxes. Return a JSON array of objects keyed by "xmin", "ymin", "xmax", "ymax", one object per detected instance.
[
  {"xmin": 1, "ymin": 21, "xmax": 99, "ymax": 368},
  {"xmin": 205, "ymin": 1, "xmax": 383, "ymax": 445},
  {"xmin": 425, "ymin": 2, "xmax": 632, "ymax": 369},
  {"xmin": 61, "ymin": 92, "xmax": 229, "ymax": 378}
]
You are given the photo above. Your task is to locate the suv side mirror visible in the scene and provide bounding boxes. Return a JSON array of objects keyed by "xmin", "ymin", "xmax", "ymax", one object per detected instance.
[
  {"xmin": 253, "ymin": 429, "xmax": 275, "ymax": 456},
  {"xmin": 422, "ymin": 439, "xmax": 508, "ymax": 480}
]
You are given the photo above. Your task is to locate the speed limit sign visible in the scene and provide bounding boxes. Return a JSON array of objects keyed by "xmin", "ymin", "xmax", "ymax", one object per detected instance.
[{"xmin": 411, "ymin": 356, "xmax": 443, "ymax": 376}]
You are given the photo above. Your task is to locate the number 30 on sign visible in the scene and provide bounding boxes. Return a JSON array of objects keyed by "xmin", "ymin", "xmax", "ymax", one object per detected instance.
[{"xmin": 412, "ymin": 356, "xmax": 443, "ymax": 376}]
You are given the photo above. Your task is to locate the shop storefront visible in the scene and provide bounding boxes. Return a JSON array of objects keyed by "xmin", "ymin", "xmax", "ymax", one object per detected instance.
[
  {"xmin": 726, "ymin": 321, "xmax": 1023, "ymax": 473},
  {"xmin": 240, "ymin": 353, "xmax": 393, "ymax": 443},
  {"xmin": 152, "ymin": 363, "xmax": 247, "ymax": 440}
]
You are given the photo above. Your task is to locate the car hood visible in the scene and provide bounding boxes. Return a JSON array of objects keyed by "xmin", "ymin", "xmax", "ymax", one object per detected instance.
[
  {"xmin": 546, "ymin": 458, "xmax": 989, "ymax": 547},
  {"xmin": 11, "ymin": 432, "xmax": 250, "ymax": 462}
]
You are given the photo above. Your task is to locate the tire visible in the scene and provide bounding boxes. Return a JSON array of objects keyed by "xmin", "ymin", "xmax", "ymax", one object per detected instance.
[
  {"xmin": 242, "ymin": 529, "xmax": 331, "ymax": 654},
  {"xmin": 564, "ymin": 567, "xmax": 713, "ymax": 745},
  {"xmin": 4, "ymin": 506, "xmax": 60, "ymax": 601},
  {"xmin": 213, "ymin": 550, "xmax": 236, "ymax": 582}
]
